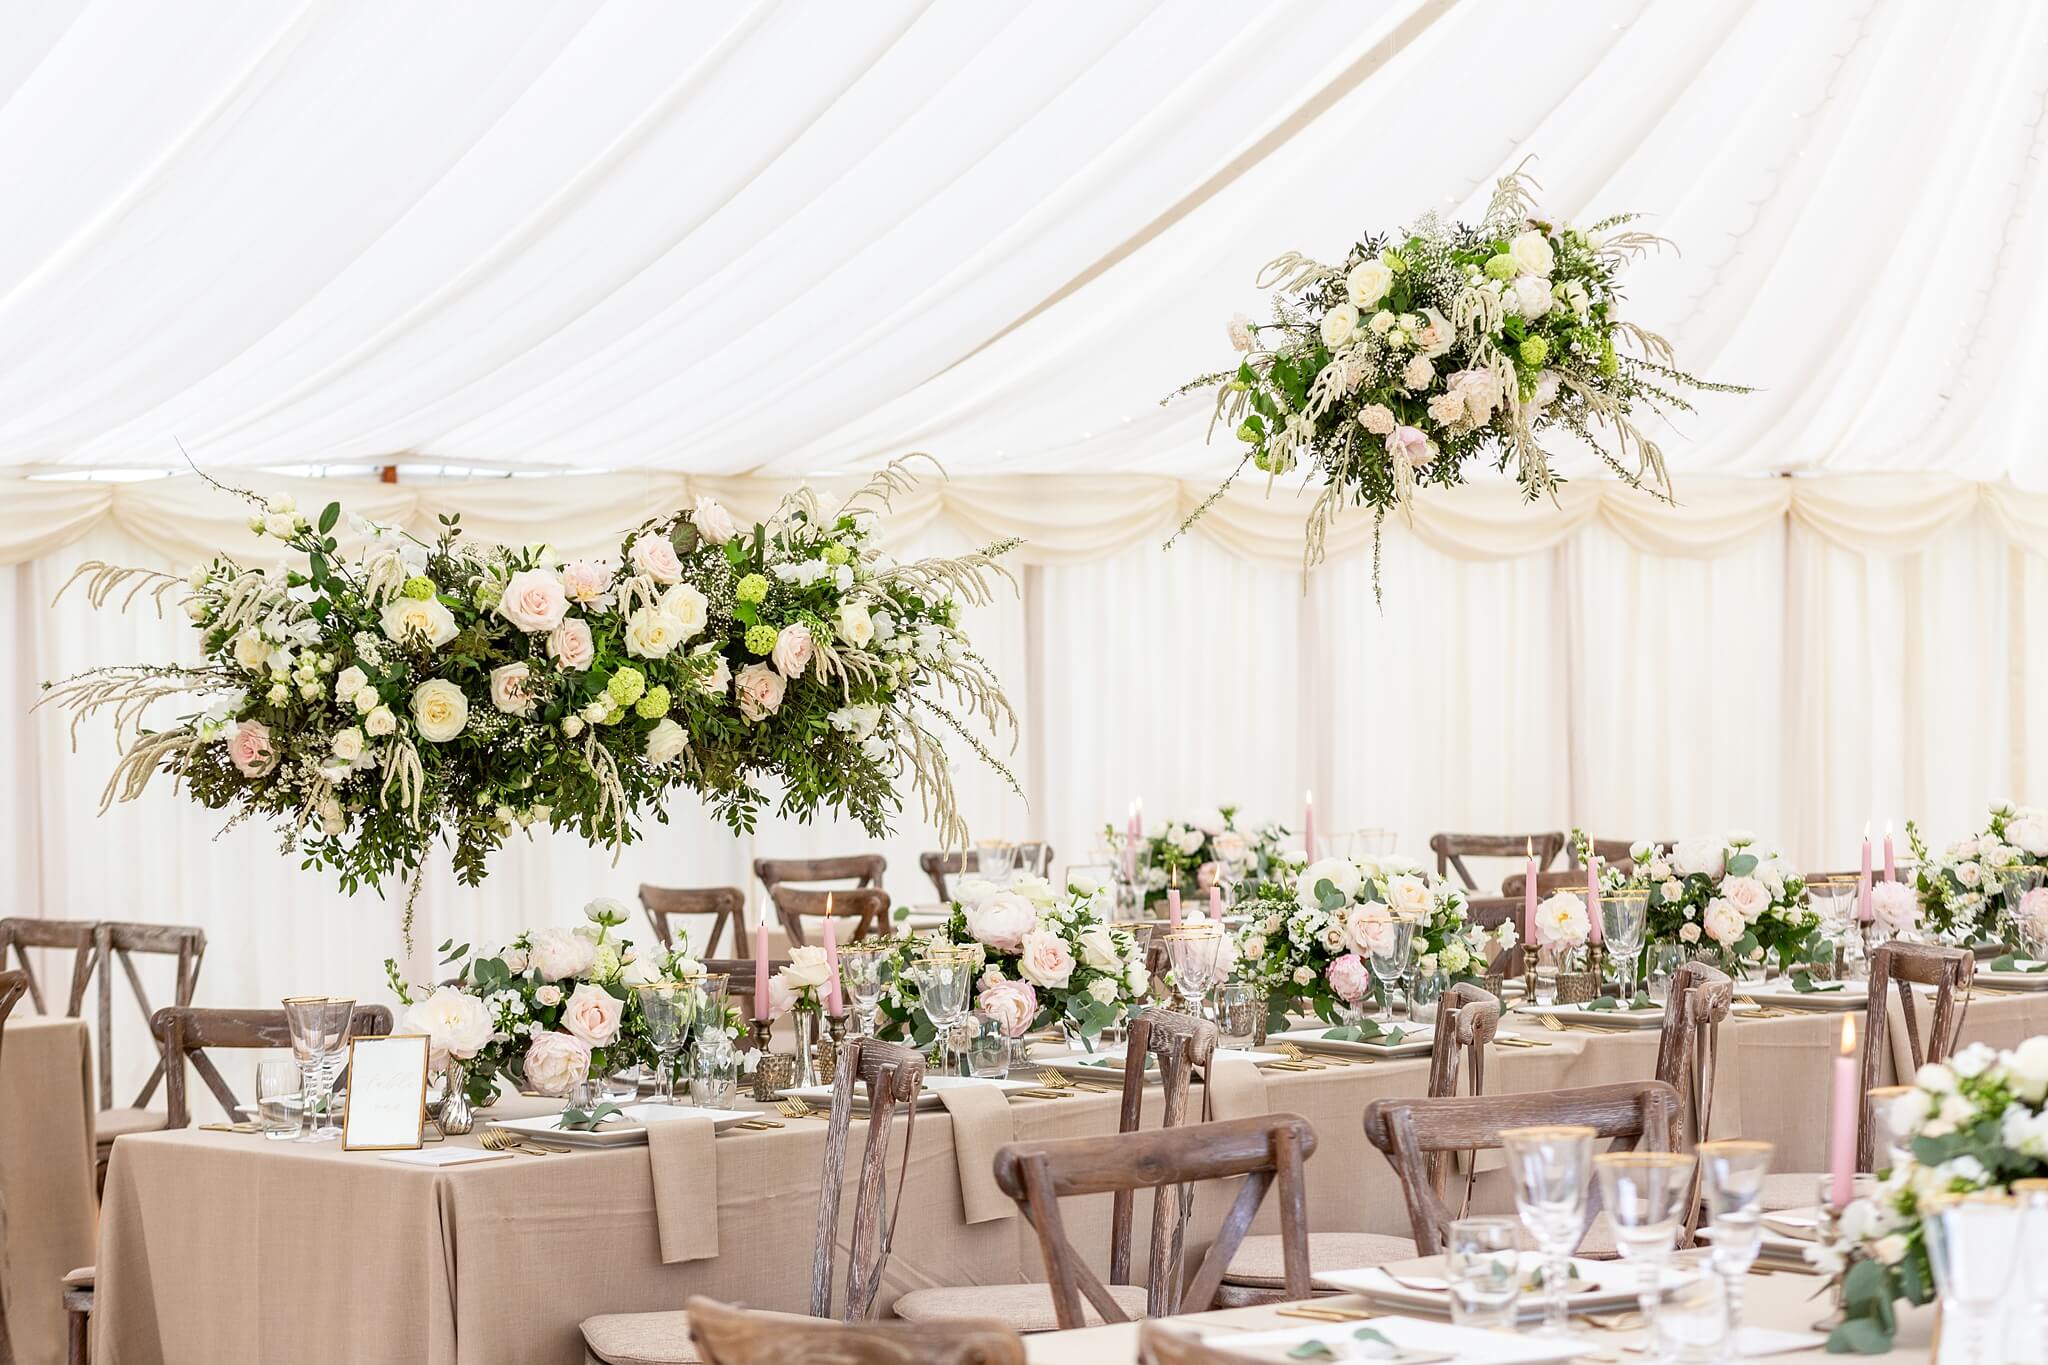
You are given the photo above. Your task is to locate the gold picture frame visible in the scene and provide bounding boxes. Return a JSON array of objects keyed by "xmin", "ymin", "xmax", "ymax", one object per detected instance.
[{"xmin": 341, "ymin": 1033, "xmax": 432, "ymax": 1151}]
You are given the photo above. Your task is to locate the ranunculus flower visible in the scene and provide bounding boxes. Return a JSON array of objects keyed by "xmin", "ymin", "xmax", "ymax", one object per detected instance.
[
  {"xmin": 404, "ymin": 986, "xmax": 494, "ymax": 1066},
  {"xmin": 734, "ymin": 663, "xmax": 785, "ymax": 721},
  {"xmin": 1327, "ymin": 953, "xmax": 1371, "ymax": 1003},
  {"xmin": 966, "ymin": 892, "xmax": 1038, "ymax": 953},
  {"xmin": 410, "ymin": 679, "xmax": 469, "ymax": 743},
  {"xmin": 530, "ymin": 926, "xmax": 598, "ymax": 981},
  {"xmin": 227, "ymin": 719, "xmax": 277, "ymax": 778},
  {"xmin": 521, "ymin": 1030, "xmax": 593, "ymax": 1097},
  {"xmin": 782, "ymin": 945, "xmax": 832, "ymax": 989},
  {"xmin": 1017, "ymin": 930, "xmax": 1076, "ymax": 990},
  {"xmin": 547, "ymin": 618, "xmax": 595, "ymax": 671},
  {"xmin": 1509, "ymin": 229, "xmax": 1555, "ymax": 276},
  {"xmin": 559, "ymin": 982, "xmax": 624, "ymax": 1046},
  {"xmin": 629, "ymin": 536, "xmax": 684, "ymax": 584},
  {"xmin": 495, "ymin": 570, "xmax": 570, "ymax": 634},
  {"xmin": 772, "ymin": 623, "xmax": 814, "ymax": 679},
  {"xmin": 489, "ymin": 662, "xmax": 535, "ymax": 717},
  {"xmin": 381, "ymin": 595, "xmax": 459, "ymax": 648},
  {"xmin": 692, "ymin": 496, "xmax": 736, "ymax": 545},
  {"xmin": 976, "ymin": 977, "xmax": 1039, "ymax": 1038},
  {"xmin": 558, "ymin": 559, "xmax": 615, "ymax": 608},
  {"xmin": 1346, "ymin": 259, "xmax": 1392, "ymax": 308},
  {"xmin": 659, "ymin": 583, "xmax": 708, "ymax": 641},
  {"xmin": 644, "ymin": 718, "xmax": 688, "ymax": 765}
]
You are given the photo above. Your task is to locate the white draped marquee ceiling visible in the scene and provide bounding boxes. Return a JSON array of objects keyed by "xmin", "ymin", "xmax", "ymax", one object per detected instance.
[{"xmin": 0, "ymin": 0, "xmax": 2043, "ymax": 488}]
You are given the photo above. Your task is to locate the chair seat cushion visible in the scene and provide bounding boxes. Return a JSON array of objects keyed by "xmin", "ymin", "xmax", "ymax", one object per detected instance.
[
  {"xmin": 891, "ymin": 1282, "xmax": 1150, "ymax": 1332},
  {"xmin": 96, "ymin": 1107, "xmax": 168, "ymax": 1143},
  {"xmin": 1221, "ymin": 1232, "xmax": 1417, "ymax": 1289},
  {"xmin": 582, "ymin": 1307, "xmax": 822, "ymax": 1364}
]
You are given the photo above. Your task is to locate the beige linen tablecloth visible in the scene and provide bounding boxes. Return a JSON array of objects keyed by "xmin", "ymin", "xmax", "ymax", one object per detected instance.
[
  {"xmin": 1, "ymin": 1017, "xmax": 98, "ymax": 1365},
  {"xmin": 93, "ymin": 998, "xmax": 2048, "ymax": 1365}
]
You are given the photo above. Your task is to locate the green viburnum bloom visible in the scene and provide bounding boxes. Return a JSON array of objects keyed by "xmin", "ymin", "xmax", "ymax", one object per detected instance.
[
  {"xmin": 1236, "ymin": 420, "xmax": 1261, "ymax": 443},
  {"xmin": 1483, "ymin": 254, "xmax": 1517, "ymax": 281},
  {"xmin": 1518, "ymin": 337, "xmax": 1549, "ymax": 367},
  {"xmin": 598, "ymin": 696, "xmax": 625, "ymax": 725},
  {"xmin": 1599, "ymin": 336, "xmax": 1619, "ymax": 375},
  {"xmin": 735, "ymin": 574, "xmax": 768, "ymax": 604},
  {"xmin": 607, "ymin": 667, "xmax": 646, "ymax": 706},
  {"xmin": 402, "ymin": 576, "xmax": 437, "ymax": 600},
  {"xmin": 744, "ymin": 623, "xmax": 777, "ymax": 655},
  {"xmin": 821, "ymin": 542, "xmax": 851, "ymax": 567},
  {"xmin": 634, "ymin": 685, "xmax": 670, "ymax": 719}
]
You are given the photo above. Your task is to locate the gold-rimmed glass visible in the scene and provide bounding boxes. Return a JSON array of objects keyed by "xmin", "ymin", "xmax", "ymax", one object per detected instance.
[
  {"xmin": 1924, "ymin": 1191, "xmax": 2024, "ymax": 1365},
  {"xmin": 1596, "ymin": 1151, "xmax": 1697, "ymax": 1357},
  {"xmin": 1501, "ymin": 1125, "xmax": 1596, "ymax": 1336},
  {"xmin": 905, "ymin": 949, "xmax": 973, "ymax": 1074},
  {"xmin": 1697, "ymin": 1140, "xmax": 1774, "ymax": 1348},
  {"xmin": 1163, "ymin": 924, "xmax": 1225, "ymax": 1015},
  {"xmin": 636, "ymin": 982, "xmax": 691, "ymax": 1104},
  {"xmin": 1601, "ymin": 890, "xmax": 1650, "ymax": 997},
  {"xmin": 839, "ymin": 941, "xmax": 894, "ymax": 1037},
  {"xmin": 281, "ymin": 996, "xmax": 355, "ymax": 1142}
]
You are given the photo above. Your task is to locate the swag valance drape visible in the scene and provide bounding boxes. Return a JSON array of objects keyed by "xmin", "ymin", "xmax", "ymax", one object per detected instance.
[{"xmin": 4, "ymin": 471, "xmax": 2046, "ymax": 572}]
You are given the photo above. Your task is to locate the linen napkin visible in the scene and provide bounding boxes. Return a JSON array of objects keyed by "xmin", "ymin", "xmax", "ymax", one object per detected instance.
[
  {"xmin": 646, "ymin": 1116, "xmax": 721, "ymax": 1263},
  {"xmin": 934, "ymin": 1082, "xmax": 1017, "ymax": 1224},
  {"xmin": 1201, "ymin": 1053, "xmax": 1269, "ymax": 1121}
]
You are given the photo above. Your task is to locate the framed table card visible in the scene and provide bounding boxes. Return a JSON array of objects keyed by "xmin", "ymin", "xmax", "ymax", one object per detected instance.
[{"xmin": 341, "ymin": 1034, "xmax": 432, "ymax": 1151}]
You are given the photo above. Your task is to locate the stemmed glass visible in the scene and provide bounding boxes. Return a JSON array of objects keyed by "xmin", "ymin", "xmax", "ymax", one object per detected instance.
[
  {"xmin": 636, "ymin": 984, "xmax": 690, "ymax": 1104},
  {"xmin": 1501, "ymin": 1125, "xmax": 1596, "ymax": 1336},
  {"xmin": 975, "ymin": 840, "xmax": 1018, "ymax": 886},
  {"xmin": 1163, "ymin": 925, "xmax": 1225, "ymax": 1016},
  {"xmin": 839, "ymin": 941, "xmax": 893, "ymax": 1037},
  {"xmin": 1595, "ymin": 1151, "xmax": 1698, "ymax": 1356},
  {"xmin": 1697, "ymin": 1139, "xmax": 1774, "ymax": 1352},
  {"xmin": 907, "ymin": 949, "xmax": 972, "ymax": 1075},
  {"xmin": 1923, "ymin": 1192, "xmax": 2023, "ymax": 1365},
  {"xmin": 2015, "ymin": 1180, "xmax": 2048, "ymax": 1365},
  {"xmin": 281, "ymin": 996, "xmax": 356, "ymax": 1142},
  {"xmin": 1368, "ymin": 915, "xmax": 1416, "ymax": 1027},
  {"xmin": 1600, "ymin": 890, "xmax": 1649, "ymax": 999}
]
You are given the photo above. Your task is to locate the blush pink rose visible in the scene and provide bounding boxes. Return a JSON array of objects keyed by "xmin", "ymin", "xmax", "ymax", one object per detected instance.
[
  {"xmin": 559, "ymin": 982, "xmax": 623, "ymax": 1047},
  {"xmin": 227, "ymin": 719, "xmax": 276, "ymax": 778},
  {"xmin": 964, "ymin": 891, "xmax": 1038, "ymax": 952},
  {"xmin": 489, "ymin": 662, "xmax": 535, "ymax": 716},
  {"xmin": 772, "ymin": 623, "xmax": 814, "ymax": 679},
  {"xmin": 976, "ymin": 977, "xmax": 1039, "ymax": 1038},
  {"xmin": 1344, "ymin": 903, "xmax": 1395, "ymax": 957},
  {"xmin": 1385, "ymin": 425, "xmax": 1432, "ymax": 470},
  {"xmin": 1195, "ymin": 861, "xmax": 1220, "ymax": 890},
  {"xmin": 558, "ymin": 559, "xmax": 615, "ymax": 608},
  {"xmin": 1719, "ymin": 874, "xmax": 1769, "ymax": 923},
  {"xmin": 764, "ymin": 973, "xmax": 798, "ymax": 1020},
  {"xmin": 1016, "ymin": 930, "xmax": 1076, "ymax": 990},
  {"xmin": 734, "ymin": 662, "xmax": 786, "ymax": 721},
  {"xmin": 497, "ymin": 570, "xmax": 569, "ymax": 634},
  {"xmin": 547, "ymin": 618, "xmax": 595, "ymax": 672},
  {"xmin": 521, "ymin": 1030, "xmax": 593, "ymax": 1097},
  {"xmin": 629, "ymin": 536, "xmax": 684, "ymax": 584},
  {"xmin": 2015, "ymin": 886, "xmax": 2048, "ymax": 933},
  {"xmin": 1327, "ymin": 953, "xmax": 1371, "ymax": 1003}
]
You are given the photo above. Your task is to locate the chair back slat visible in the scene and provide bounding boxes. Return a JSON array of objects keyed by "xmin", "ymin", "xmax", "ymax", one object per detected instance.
[
  {"xmin": 696, "ymin": 958, "xmax": 788, "ymax": 1015},
  {"xmin": 992, "ymin": 1114, "xmax": 1318, "ymax": 1329},
  {"xmin": 1861, "ymin": 942, "xmax": 1974, "ymax": 1168},
  {"xmin": 1109, "ymin": 1008, "xmax": 1220, "ymax": 1306},
  {"xmin": 1424, "ymin": 983, "xmax": 1501, "ymax": 1208},
  {"xmin": 1500, "ymin": 870, "xmax": 1597, "ymax": 899},
  {"xmin": 1429, "ymin": 832, "xmax": 1565, "ymax": 892},
  {"xmin": 151, "ymin": 1005, "xmax": 394, "ymax": 1128},
  {"xmin": 0, "ymin": 917, "xmax": 99, "ymax": 1017},
  {"xmin": 768, "ymin": 886, "xmax": 891, "ymax": 949},
  {"xmin": 1363, "ymin": 1081, "xmax": 1681, "ymax": 1255},
  {"xmin": 683, "ymin": 1295, "xmax": 1025, "ymax": 1365},
  {"xmin": 917, "ymin": 845, "xmax": 1055, "ymax": 901},
  {"xmin": 755, "ymin": 855, "xmax": 887, "ymax": 899},
  {"xmin": 813, "ymin": 1037, "xmax": 926, "ymax": 1321},
  {"xmin": 1653, "ymin": 960, "xmax": 1732, "ymax": 1149},
  {"xmin": 97, "ymin": 922, "xmax": 206, "ymax": 1111},
  {"xmin": 638, "ymin": 885, "xmax": 745, "ymax": 958}
]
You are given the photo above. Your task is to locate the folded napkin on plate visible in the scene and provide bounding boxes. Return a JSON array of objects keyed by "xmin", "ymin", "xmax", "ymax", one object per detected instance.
[
  {"xmin": 646, "ymin": 1118, "xmax": 720, "ymax": 1263},
  {"xmin": 1202, "ymin": 1053, "xmax": 1268, "ymax": 1121},
  {"xmin": 935, "ymin": 1083, "xmax": 1017, "ymax": 1224}
]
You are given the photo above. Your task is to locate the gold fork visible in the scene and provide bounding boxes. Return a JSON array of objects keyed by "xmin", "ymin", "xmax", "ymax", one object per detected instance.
[
  {"xmin": 1036, "ymin": 1069, "xmax": 1115, "ymax": 1093},
  {"xmin": 777, "ymin": 1097, "xmax": 829, "ymax": 1120},
  {"xmin": 1533, "ymin": 1013, "xmax": 1567, "ymax": 1032},
  {"xmin": 479, "ymin": 1130, "xmax": 550, "ymax": 1156},
  {"xmin": 1275, "ymin": 1042, "xmax": 1342, "ymax": 1068}
]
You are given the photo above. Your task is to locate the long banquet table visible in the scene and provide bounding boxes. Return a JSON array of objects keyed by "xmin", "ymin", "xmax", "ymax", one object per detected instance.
[
  {"xmin": 92, "ymin": 990, "xmax": 2048, "ymax": 1365},
  {"xmin": 1, "ymin": 1016, "xmax": 99, "ymax": 1365}
]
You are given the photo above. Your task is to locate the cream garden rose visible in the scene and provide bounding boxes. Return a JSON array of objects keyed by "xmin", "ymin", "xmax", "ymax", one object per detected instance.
[
  {"xmin": 1017, "ymin": 930, "xmax": 1076, "ymax": 990},
  {"xmin": 1509, "ymin": 229, "xmax": 1555, "ymax": 276},
  {"xmin": 495, "ymin": 570, "xmax": 570, "ymax": 634},
  {"xmin": 1346, "ymin": 258, "xmax": 1392, "ymax": 308},
  {"xmin": 734, "ymin": 663, "xmax": 785, "ymax": 721},
  {"xmin": 521, "ymin": 1030, "xmax": 593, "ymax": 1098},
  {"xmin": 781, "ymin": 944, "xmax": 833, "ymax": 990},
  {"xmin": 559, "ymin": 982, "xmax": 624, "ymax": 1047},
  {"xmin": 381, "ymin": 595, "xmax": 459, "ymax": 648},
  {"xmin": 629, "ymin": 535, "xmax": 684, "ymax": 584},
  {"xmin": 658, "ymin": 583, "xmax": 708, "ymax": 641},
  {"xmin": 624, "ymin": 608, "xmax": 687, "ymax": 659},
  {"xmin": 547, "ymin": 618, "xmax": 595, "ymax": 671},
  {"xmin": 837, "ymin": 602, "xmax": 874, "ymax": 648},
  {"xmin": 227, "ymin": 719, "xmax": 276, "ymax": 778},
  {"xmin": 644, "ymin": 718, "xmax": 688, "ymax": 765},
  {"xmin": 772, "ymin": 623, "xmax": 814, "ymax": 679},
  {"xmin": 489, "ymin": 662, "xmax": 535, "ymax": 716},
  {"xmin": 691, "ymin": 496, "xmax": 736, "ymax": 545},
  {"xmin": 410, "ymin": 679, "xmax": 469, "ymax": 743},
  {"xmin": 976, "ymin": 977, "xmax": 1038, "ymax": 1039}
]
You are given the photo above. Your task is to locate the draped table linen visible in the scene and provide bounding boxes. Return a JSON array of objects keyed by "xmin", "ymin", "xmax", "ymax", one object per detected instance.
[{"xmin": 0, "ymin": 1017, "xmax": 98, "ymax": 1365}]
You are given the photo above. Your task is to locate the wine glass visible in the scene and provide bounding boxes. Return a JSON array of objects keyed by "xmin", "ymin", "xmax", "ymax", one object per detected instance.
[
  {"xmin": 1367, "ymin": 915, "xmax": 1416, "ymax": 1027},
  {"xmin": 1697, "ymin": 1139, "xmax": 1774, "ymax": 1351},
  {"xmin": 281, "ymin": 996, "xmax": 355, "ymax": 1142},
  {"xmin": 636, "ymin": 983, "xmax": 690, "ymax": 1104},
  {"xmin": 1924, "ymin": 1193, "xmax": 2023, "ymax": 1365},
  {"xmin": 2015, "ymin": 1180, "xmax": 2048, "ymax": 1365},
  {"xmin": 1501, "ymin": 1125, "xmax": 1596, "ymax": 1336},
  {"xmin": 1163, "ymin": 925, "xmax": 1224, "ymax": 1016},
  {"xmin": 1601, "ymin": 890, "xmax": 1649, "ymax": 999},
  {"xmin": 839, "ymin": 941, "xmax": 893, "ymax": 1036},
  {"xmin": 1595, "ymin": 1151, "xmax": 1697, "ymax": 1352},
  {"xmin": 976, "ymin": 839, "xmax": 1018, "ymax": 886},
  {"xmin": 907, "ymin": 950, "xmax": 972, "ymax": 1075}
]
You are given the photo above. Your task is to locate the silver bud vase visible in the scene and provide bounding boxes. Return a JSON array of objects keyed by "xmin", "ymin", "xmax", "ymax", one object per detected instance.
[{"xmin": 437, "ymin": 1062, "xmax": 474, "ymax": 1136}]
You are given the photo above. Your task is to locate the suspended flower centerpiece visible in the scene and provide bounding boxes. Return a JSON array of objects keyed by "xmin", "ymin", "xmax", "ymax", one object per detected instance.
[
  {"xmin": 1171, "ymin": 162, "xmax": 1746, "ymax": 585},
  {"xmin": 42, "ymin": 457, "xmax": 1020, "ymax": 940}
]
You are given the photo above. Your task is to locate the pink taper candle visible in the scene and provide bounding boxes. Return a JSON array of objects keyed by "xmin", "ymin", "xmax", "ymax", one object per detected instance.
[
  {"xmin": 754, "ymin": 917, "xmax": 770, "ymax": 1022},
  {"xmin": 1209, "ymin": 885, "xmax": 1221, "ymax": 919},
  {"xmin": 1884, "ymin": 822, "xmax": 1896, "ymax": 883},
  {"xmin": 821, "ymin": 899, "xmax": 843, "ymax": 1015},
  {"xmin": 1303, "ymin": 790, "xmax": 1315, "ymax": 860},
  {"xmin": 1829, "ymin": 1015, "xmax": 1859, "ymax": 1208},
  {"xmin": 1523, "ymin": 838, "xmax": 1538, "ymax": 944},
  {"xmin": 1858, "ymin": 822, "xmax": 1875, "ymax": 923},
  {"xmin": 1586, "ymin": 859, "xmax": 1603, "ymax": 944},
  {"xmin": 1167, "ymin": 888, "xmax": 1181, "ymax": 931}
]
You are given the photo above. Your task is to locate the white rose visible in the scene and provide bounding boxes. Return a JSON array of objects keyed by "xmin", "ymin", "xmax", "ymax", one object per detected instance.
[
  {"xmin": 692, "ymin": 496, "xmax": 737, "ymax": 545},
  {"xmin": 410, "ymin": 679, "xmax": 469, "ymax": 743},
  {"xmin": 1887, "ymin": 1087, "xmax": 1933, "ymax": 1133},
  {"xmin": 629, "ymin": 536, "xmax": 684, "ymax": 585},
  {"xmin": 317, "ymin": 797, "xmax": 345, "ymax": 835},
  {"xmin": 520, "ymin": 1031, "xmax": 592, "ymax": 1098},
  {"xmin": 489, "ymin": 662, "xmax": 536, "ymax": 717},
  {"xmin": 1173, "ymin": 828, "xmax": 1205, "ymax": 857},
  {"xmin": 644, "ymin": 718, "xmax": 689, "ymax": 765},
  {"xmin": 733, "ymin": 662, "xmax": 786, "ymax": 721},
  {"xmin": 404, "ymin": 986, "xmax": 494, "ymax": 1064},
  {"xmin": 771, "ymin": 623, "xmax": 815, "ymax": 679},
  {"xmin": 364, "ymin": 704, "xmax": 397, "ymax": 736},
  {"xmin": 1872, "ymin": 1234, "xmax": 1909, "ymax": 1266},
  {"xmin": 2004, "ymin": 1035, "xmax": 2048, "ymax": 1103},
  {"xmin": 622, "ymin": 608, "xmax": 684, "ymax": 660},
  {"xmin": 266, "ymin": 494, "xmax": 296, "ymax": 516},
  {"xmin": 1346, "ymin": 259, "xmax": 1393, "ymax": 308},
  {"xmin": 381, "ymin": 595, "xmax": 459, "ymax": 648},
  {"xmin": 334, "ymin": 665, "xmax": 368, "ymax": 700},
  {"xmin": 966, "ymin": 892, "xmax": 1039, "ymax": 952},
  {"xmin": 658, "ymin": 583, "xmax": 708, "ymax": 642},
  {"xmin": 1916, "ymin": 1061, "xmax": 1957, "ymax": 1094},
  {"xmin": 263, "ymin": 511, "xmax": 297, "ymax": 539},
  {"xmin": 1511, "ymin": 275, "xmax": 1553, "ymax": 319},
  {"xmin": 330, "ymin": 727, "xmax": 364, "ymax": 762},
  {"xmin": 1678, "ymin": 922, "xmax": 1701, "ymax": 943},
  {"xmin": 233, "ymin": 632, "xmax": 270, "ymax": 672},
  {"xmin": 534, "ymin": 983, "xmax": 562, "ymax": 1007},
  {"xmin": 495, "ymin": 570, "xmax": 570, "ymax": 634},
  {"xmin": 837, "ymin": 602, "xmax": 874, "ymax": 649},
  {"xmin": 1702, "ymin": 897, "xmax": 1745, "ymax": 946},
  {"xmin": 782, "ymin": 945, "xmax": 832, "ymax": 989},
  {"xmin": 1319, "ymin": 303, "xmax": 1360, "ymax": 350},
  {"xmin": 1509, "ymin": 229, "xmax": 1555, "ymax": 276},
  {"xmin": 1076, "ymin": 926, "xmax": 1120, "ymax": 971},
  {"xmin": 1660, "ymin": 879, "xmax": 1685, "ymax": 903},
  {"xmin": 620, "ymin": 954, "xmax": 660, "ymax": 987},
  {"xmin": 1382, "ymin": 874, "xmax": 1433, "ymax": 920},
  {"xmin": 531, "ymin": 927, "xmax": 599, "ymax": 981},
  {"xmin": 1955, "ymin": 861, "xmax": 1982, "ymax": 889},
  {"xmin": 1296, "ymin": 857, "xmax": 1363, "ymax": 910},
  {"xmin": 560, "ymin": 982, "xmax": 625, "ymax": 1046},
  {"xmin": 349, "ymin": 686, "xmax": 377, "ymax": 715},
  {"xmin": 1671, "ymin": 839, "xmax": 1726, "ymax": 880},
  {"xmin": 500, "ymin": 947, "xmax": 530, "ymax": 975}
]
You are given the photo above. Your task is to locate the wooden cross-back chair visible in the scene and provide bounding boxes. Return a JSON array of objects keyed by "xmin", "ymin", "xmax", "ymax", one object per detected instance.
[
  {"xmin": 1862, "ymin": 941, "xmax": 1973, "ymax": 1169},
  {"xmin": 1654, "ymin": 960, "xmax": 1733, "ymax": 1148},
  {"xmin": 892, "ymin": 1007, "xmax": 1218, "ymax": 1332},
  {"xmin": 581, "ymin": 1038, "xmax": 927, "ymax": 1365},
  {"xmin": 1461, "ymin": 897, "xmax": 1524, "ymax": 975},
  {"xmin": 1363, "ymin": 1080, "xmax": 1682, "ymax": 1256},
  {"xmin": 0, "ymin": 976, "xmax": 20, "ymax": 1365},
  {"xmin": 917, "ymin": 845, "xmax": 1056, "ymax": 902},
  {"xmin": 683, "ymin": 1296, "xmax": 1025, "ymax": 1365},
  {"xmin": 755, "ymin": 854, "xmax": 887, "ymax": 897},
  {"xmin": 639, "ymin": 885, "xmax": 745, "ymax": 958},
  {"xmin": 95, "ymin": 922, "xmax": 206, "ymax": 1113},
  {"xmin": 151, "ymin": 1004, "xmax": 393, "ymax": 1130},
  {"xmin": 768, "ymin": 887, "xmax": 892, "ymax": 949},
  {"xmin": 0, "ymin": 917, "xmax": 98, "ymax": 1017},
  {"xmin": 994, "ymin": 1114, "xmax": 1318, "ymax": 1332},
  {"xmin": 1429, "ymin": 832, "xmax": 1565, "ymax": 892}
]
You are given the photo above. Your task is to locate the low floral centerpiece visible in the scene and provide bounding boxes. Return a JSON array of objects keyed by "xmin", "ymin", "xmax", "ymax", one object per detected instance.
[
  {"xmin": 1170, "ymin": 163, "xmax": 1745, "ymax": 583},
  {"xmin": 1234, "ymin": 852, "xmax": 1498, "ymax": 1032},
  {"xmin": 1601, "ymin": 835, "xmax": 1816, "ymax": 976},
  {"xmin": 1827, "ymin": 1036, "xmax": 2048, "ymax": 1352},
  {"xmin": 43, "ymin": 458, "xmax": 1017, "ymax": 941},
  {"xmin": 386, "ymin": 898, "xmax": 720, "ymax": 1106},
  {"xmin": 1109, "ymin": 806, "xmax": 1291, "ymax": 908},
  {"xmin": 872, "ymin": 874, "xmax": 1149, "ymax": 1050},
  {"xmin": 1908, "ymin": 804, "xmax": 2048, "ymax": 948}
]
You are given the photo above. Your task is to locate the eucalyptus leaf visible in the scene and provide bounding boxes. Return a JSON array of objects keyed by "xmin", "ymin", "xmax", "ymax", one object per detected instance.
[
  {"xmin": 1581, "ymin": 995, "xmax": 1621, "ymax": 1011},
  {"xmin": 1791, "ymin": 970, "xmax": 1844, "ymax": 994},
  {"xmin": 1286, "ymin": 1342, "xmax": 1334, "ymax": 1360},
  {"xmin": 1727, "ymin": 852, "xmax": 1758, "ymax": 877},
  {"xmin": 318, "ymin": 501, "xmax": 340, "ymax": 535},
  {"xmin": 1826, "ymin": 1318, "xmax": 1894, "ymax": 1355}
]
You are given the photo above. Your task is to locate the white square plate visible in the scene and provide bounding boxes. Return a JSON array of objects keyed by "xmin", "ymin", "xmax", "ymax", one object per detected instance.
[
  {"xmin": 1034, "ymin": 1046, "xmax": 1291, "ymax": 1080},
  {"xmin": 492, "ymin": 1104, "xmax": 756, "ymax": 1147},
  {"xmin": 1267, "ymin": 1026, "xmax": 1436, "ymax": 1059},
  {"xmin": 1194, "ymin": 1313, "xmax": 1580, "ymax": 1364},
  {"xmin": 1320, "ymin": 1257, "xmax": 1645, "ymax": 1319},
  {"xmin": 780, "ymin": 1075, "xmax": 1041, "ymax": 1112},
  {"xmin": 1516, "ymin": 1000, "xmax": 1761, "ymax": 1029},
  {"xmin": 1733, "ymin": 978, "xmax": 1862, "ymax": 1009}
]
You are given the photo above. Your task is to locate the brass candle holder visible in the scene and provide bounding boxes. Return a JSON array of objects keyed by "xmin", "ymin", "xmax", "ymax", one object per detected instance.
[
  {"xmin": 748, "ymin": 1019, "xmax": 795, "ymax": 1102},
  {"xmin": 814, "ymin": 1013, "xmax": 847, "ymax": 1083}
]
